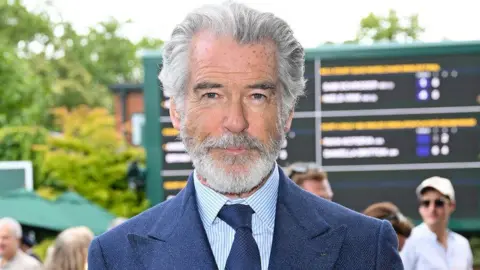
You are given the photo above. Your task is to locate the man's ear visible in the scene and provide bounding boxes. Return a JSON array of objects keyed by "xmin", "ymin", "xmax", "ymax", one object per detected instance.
[
  {"xmin": 284, "ymin": 110, "xmax": 294, "ymax": 132},
  {"xmin": 169, "ymin": 97, "xmax": 181, "ymax": 130},
  {"xmin": 449, "ymin": 200, "xmax": 456, "ymax": 213}
]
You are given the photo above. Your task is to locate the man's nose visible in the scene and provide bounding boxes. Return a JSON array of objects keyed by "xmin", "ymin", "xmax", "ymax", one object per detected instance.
[{"xmin": 223, "ymin": 100, "xmax": 248, "ymax": 133}]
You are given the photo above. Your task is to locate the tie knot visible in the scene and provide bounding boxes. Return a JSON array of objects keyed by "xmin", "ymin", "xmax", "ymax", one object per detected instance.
[{"xmin": 218, "ymin": 204, "xmax": 254, "ymax": 230}]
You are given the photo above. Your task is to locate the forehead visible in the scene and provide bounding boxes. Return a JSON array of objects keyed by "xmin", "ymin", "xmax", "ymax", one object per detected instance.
[
  {"xmin": 303, "ymin": 178, "xmax": 328, "ymax": 188},
  {"xmin": 420, "ymin": 189, "xmax": 445, "ymax": 199},
  {"xmin": 0, "ymin": 225, "xmax": 13, "ymax": 236},
  {"xmin": 189, "ymin": 31, "xmax": 277, "ymax": 76}
]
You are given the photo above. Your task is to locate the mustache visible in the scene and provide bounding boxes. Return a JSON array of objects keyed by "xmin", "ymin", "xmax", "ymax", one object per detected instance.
[{"xmin": 198, "ymin": 132, "xmax": 266, "ymax": 151}]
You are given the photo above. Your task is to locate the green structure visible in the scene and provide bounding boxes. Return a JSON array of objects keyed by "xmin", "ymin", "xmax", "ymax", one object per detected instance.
[
  {"xmin": 142, "ymin": 52, "xmax": 164, "ymax": 205},
  {"xmin": 0, "ymin": 161, "xmax": 33, "ymax": 195},
  {"xmin": 0, "ymin": 189, "xmax": 116, "ymax": 235},
  {"xmin": 141, "ymin": 41, "xmax": 480, "ymax": 232}
]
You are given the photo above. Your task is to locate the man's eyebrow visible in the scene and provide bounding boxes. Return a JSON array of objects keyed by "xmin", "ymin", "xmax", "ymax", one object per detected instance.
[
  {"xmin": 246, "ymin": 81, "xmax": 277, "ymax": 90},
  {"xmin": 193, "ymin": 81, "xmax": 224, "ymax": 91}
]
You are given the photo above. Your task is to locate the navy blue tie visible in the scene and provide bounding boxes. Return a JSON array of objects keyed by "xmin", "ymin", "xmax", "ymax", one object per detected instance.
[{"xmin": 218, "ymin": 204, "xmax": 261, "ymax": 270}]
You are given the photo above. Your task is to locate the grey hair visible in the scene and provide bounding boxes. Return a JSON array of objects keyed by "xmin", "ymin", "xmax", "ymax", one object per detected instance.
[
  {"xmin": 0, "ymin": 217, "xmax": 22, "ymax": 238},
  {"xmin": 158, "ymin": 1, "xmax": 306, "ymax": 121}
]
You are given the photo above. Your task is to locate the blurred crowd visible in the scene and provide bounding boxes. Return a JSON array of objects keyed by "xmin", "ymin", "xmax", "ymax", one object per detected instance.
[{"xmin": 0, "ymin": 217, "xmax": 127, "ymax": 270}]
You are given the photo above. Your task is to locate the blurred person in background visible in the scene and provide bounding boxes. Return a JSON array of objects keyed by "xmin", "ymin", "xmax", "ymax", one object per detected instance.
[
  {"xmin": 0, "ymin": 217, "xmax": 42, "ymax": 270},
  {"xmin": 363, "ymin": 202, "xmax": 414, "ymax": 251},
  {"xmin": 44, "ymin": 226, "xmax": 94, "ymax": 270},
  {"xmin": 287, "ymin": 162, "xmax": 333, "ymax": 201},
  {"xmin": 20, "ymin": 232, "xmax": 41, "ymax": 262},
  {"xmin": 400, "ymin": 176, "xmax": 473, "ymax": 269}
]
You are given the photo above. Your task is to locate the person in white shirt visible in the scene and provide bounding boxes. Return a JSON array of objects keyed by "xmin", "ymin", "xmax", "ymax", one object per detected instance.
[{"xmin": 400, "ymin": 176, "xmax": 474, "ymax": 270}]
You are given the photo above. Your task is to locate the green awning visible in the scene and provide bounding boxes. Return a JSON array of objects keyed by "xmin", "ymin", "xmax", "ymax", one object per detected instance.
[
  {"xmin": 0, "ymin": 189, "xmax": 115, "ymax": 235},
  {"xmin": 54, "ymin": 191, "xmax": 115, "ymax": 235},
  {"xmin": 0, "ymin": 189, "xmax": 71, "ymax": 231}
]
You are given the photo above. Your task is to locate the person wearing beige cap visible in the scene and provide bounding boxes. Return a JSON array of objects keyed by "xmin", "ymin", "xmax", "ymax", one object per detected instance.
[{"xmin": 400, "ymin": 176, "xmax": 473, "ymax": 270}]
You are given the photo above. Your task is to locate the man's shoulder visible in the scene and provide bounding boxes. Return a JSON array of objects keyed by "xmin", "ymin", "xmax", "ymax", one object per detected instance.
[
  {"xmin": 450, "ymin": 230, "xmax": 472, "ymax": 249},
  {"xmin": 294, "ymin": 189, "xmax": 400, "ymax": 266},
  {"xmin": 16, "ymin": 251, "xmax": 42, "ymax": 269},
  {"xmin": 297, "ymin": 189, "xmax": 385, "ymax": 232},
  {"xmin": 96, "ymin": 197, "xmax": 178, "ymax": 244}
]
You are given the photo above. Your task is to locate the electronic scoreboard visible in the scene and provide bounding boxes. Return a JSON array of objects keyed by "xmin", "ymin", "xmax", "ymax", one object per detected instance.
[{"xmin": 143, "ymin": 41, "xmax": 480, "ymax": 229}]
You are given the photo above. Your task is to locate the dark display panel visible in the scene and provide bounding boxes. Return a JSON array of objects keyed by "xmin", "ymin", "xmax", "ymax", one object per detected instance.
[
  {"xmin": 320, "ymin": 55, "xmax": 480, "ymax": 111},
  {"xmin": 320, "ymin": 113, "xmax": 479, "ymax": 166}
]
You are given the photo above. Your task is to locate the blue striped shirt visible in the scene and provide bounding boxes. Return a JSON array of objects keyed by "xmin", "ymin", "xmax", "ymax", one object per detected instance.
[{"xmin": 193, "ymin": 164, "xmax": 279, "ymax": 270}]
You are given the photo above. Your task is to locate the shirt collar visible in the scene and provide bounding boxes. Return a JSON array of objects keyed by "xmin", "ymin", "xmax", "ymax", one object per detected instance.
[
  {"xmin": 194, "ymin": 163, "xmax": 279, "ymax": 231},
  {"xmin": 417, "ymin": 223, "xmax": 455, "ymax": 240}
]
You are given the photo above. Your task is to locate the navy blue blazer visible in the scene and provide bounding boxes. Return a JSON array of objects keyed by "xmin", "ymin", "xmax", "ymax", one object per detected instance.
[{"xmin": 88, "ymin": 168, "xmax": 403, "ymax": 269}]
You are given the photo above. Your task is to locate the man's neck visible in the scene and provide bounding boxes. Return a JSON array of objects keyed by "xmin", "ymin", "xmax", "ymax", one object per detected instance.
[
  {"xmin": 427, "ymin": 224, "xmax": 449, "ymax": 248},
  {"xmin": 0, "ymin": 252, "xmax": 15, "ymax": 266}
]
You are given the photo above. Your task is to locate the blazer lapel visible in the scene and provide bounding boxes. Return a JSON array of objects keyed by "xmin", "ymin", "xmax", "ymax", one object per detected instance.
[
  {"xmin": 128, "ymin": 174, "xmax": 217, "ymax": 270},
  {"xmin": 268, "ymin": 169, "xmax": 347, "ymax": 270}
]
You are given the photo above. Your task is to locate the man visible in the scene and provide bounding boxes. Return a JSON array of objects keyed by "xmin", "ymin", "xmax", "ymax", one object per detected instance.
[
  {"xmin": 0, "ymin": 217, "xmax": 42, "ymax": 270},
  {"xmin": 88, "ymin": 2, "xmax": 403, "ymax": 269},
  {"xmin": 287, "ymin": 162, "xmax": 334, "ymax": 201},
  {"xmin": 400, "ymin": 176, "xmax": 473, "ymax": 269}
]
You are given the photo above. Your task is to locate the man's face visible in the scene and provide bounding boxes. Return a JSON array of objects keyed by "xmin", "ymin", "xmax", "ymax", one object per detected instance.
[
  {"xmin": 418, "ymin": 189, "xmax": 454, "ymax": 228},
  {"xmin": 0, "ymin": 225, "xmax": 19, "ymax": 259},
  {"xmin": 301, "ymin": 178, "xmax": 334, "ymax": 201},
  {"xmin": 171, "ymin": 32, "xmax": 293, "ymax": 194}
]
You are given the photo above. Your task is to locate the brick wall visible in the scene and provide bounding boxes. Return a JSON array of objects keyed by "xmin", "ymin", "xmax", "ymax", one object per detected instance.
[{"xmin": 113, "ymin": 90, "xmax": 145, "ymax": 143}]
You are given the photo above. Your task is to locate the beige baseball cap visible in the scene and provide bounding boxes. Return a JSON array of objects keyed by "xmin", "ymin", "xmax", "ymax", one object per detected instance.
[{"xmin": 416, "ymin": 176, "xmax": 455, "ymax": 202}]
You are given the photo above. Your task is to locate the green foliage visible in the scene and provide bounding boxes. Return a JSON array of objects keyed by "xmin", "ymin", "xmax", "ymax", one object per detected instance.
[
  {"xmin": 0, "ymin": 0, "xmax": 53, "ymax": 48},
  {"xmin": 471, "ymin": 237, "xmax": 480, "ymax": 266},
  {"xmin": 0, "ymin": 43, "xmax": 51, "ymax": 126},
  {"xmin": 0, "ymin": 0, "xmax": 160, "ymax": 221},
  {"xmin": 35, "ymin": 106, "xmax": 149, "ymax": 217},
  {"xmin": 0, "ymin": 0, "xmax": 163, "ymax": 126},
  {"xmin": 32, "ymin": 237, "xmax": 55, "ymax": 263},
  {"xmin": 44, "ymin": 18, "xmax": 162, "ymax": 111},
  {"xmin": 356, "ymin": 10, "xmax": 424, "ymax": 43},
  {"xmin": 0, "ymin": 0, "xmax": 54, "ymax": 126},
  {"xmin": 322, "ymin": 9, "xmax": 424, "ymax": 45}
]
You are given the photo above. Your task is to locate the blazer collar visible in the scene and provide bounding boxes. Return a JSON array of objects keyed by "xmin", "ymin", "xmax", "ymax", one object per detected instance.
[
  {"xmin": 268, "ymin": 168, "xmax": 347, "ymax": 270},
  {"xmin": 128, "ymin": 173, "xmax": 217, "ymax": 270}
]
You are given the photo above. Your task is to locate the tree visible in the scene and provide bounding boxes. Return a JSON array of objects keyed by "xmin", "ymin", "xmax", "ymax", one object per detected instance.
[
  {"xmin": 322, "ymin": 10, "xmax": 424, "ymax": 45},
  {"xmin": 0, "ymin": 0, "xmax": 164, "ymax": 126},
  {"xmin": 0, "ymin": 0, "xmax": 54, "ymax": 126},
  {"xmin": 45, "ymin": 18, "xmax": 163, "ymax": 111},
  {"xmin": 0, "ymin": 0, "xmax": 53, "ymax": 48},
  {"xmin": 356, "ymin": 10, "xmax": 424, "ymax": 43},
  {"xmin": 34, "ymin": 106, "xmax": 149, "ymax": 217},
  {"xmin": 44, "ymin": 15, "xmax": 163, "ymax": 111},
  {"xmin": 0, "ymin": 44, "xmax": 46, "ymax": 126}
]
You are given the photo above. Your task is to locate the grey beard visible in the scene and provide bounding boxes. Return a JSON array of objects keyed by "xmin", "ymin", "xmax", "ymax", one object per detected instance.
[{"xmin": 180, "ymin": 124, "xmax": 284, "ymax": 195}]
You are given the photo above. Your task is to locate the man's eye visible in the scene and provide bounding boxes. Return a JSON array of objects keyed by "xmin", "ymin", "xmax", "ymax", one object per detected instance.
[
  {"xmin": 203, "ymin": 93, "xmax": 218, "ymax": 99},
  {"xmin": 252, "ymin": 93, "xmax": 267, "ymax": 100}
]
